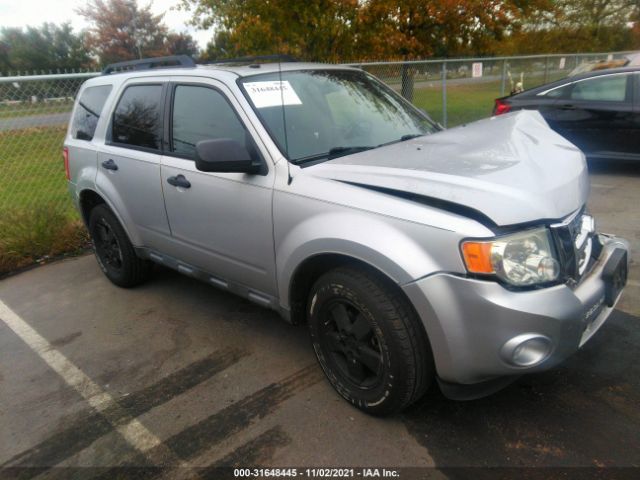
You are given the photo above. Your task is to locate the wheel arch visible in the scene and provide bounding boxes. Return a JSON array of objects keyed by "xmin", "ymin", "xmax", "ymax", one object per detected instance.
[
  {"xmin": 287, "ymin": 253, "xmax": 421, "ymax": 331},
  {"xmin": 78, "ymin": 188, "xmax": 140, "ymax": 245},
  {"xmin": 79, "ymin": 189, "xmax": 106, "ymax": 226}
]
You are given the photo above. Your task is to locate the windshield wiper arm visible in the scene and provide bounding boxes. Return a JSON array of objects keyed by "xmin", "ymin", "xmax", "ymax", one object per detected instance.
[
  {"xmin": 373, "ymin": 133, "xmax": 426, "ymax": 149},
  {"xmin": 327, "ymin": 145, "xmax": 375, "ymax": 159},
  {"xmin": 294, "ymin": 142, "xmax": 392, "ymax": 165},
  {"xmin": 78, "ymin": 100, "xmax": 100, "ymax": 118},
  {"xmin": 400, "ymin": 133, "xmax": 423, "ymax": 141}
]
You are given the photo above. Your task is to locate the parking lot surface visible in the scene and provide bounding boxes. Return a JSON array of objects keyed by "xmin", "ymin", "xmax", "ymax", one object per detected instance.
[{"xmin": 0, "ymin": 162, "xmax": 638, "ymax": 479}]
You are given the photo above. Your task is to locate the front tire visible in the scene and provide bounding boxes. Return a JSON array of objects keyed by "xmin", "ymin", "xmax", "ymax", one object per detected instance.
[
  {"xmin": 307, "ymin": 266, "xmax": 434, "ymax": 415},
  {"xmin": 88, "ymin": 204, "xmax": 151, "ymax": 288}
]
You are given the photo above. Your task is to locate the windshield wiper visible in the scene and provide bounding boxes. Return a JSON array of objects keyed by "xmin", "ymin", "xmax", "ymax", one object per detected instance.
[
  {"xmin": 294, "ymin": 140, "xmax": 404, "ymax": 165},
  {"xmin": 78, "ymin": 100, "xmax": 100, "ymax": 118},
  {"xmin": 327, "ymin": 145, "xmax": 375, "ymax": 159},
  {"xmin": 400, "ymin": 133, "xmax": 423, "ymax": 141},
  {"xmin": 293, "ymin": 146, "xmax": 375, "ymax": 165}
]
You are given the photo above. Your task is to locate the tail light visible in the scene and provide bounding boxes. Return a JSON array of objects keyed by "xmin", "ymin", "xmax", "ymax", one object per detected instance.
[
  {"xmin": 493, "ymin": 99, "xmax": 511, "ymax": 116},
  {"xmin": 63, "ymin": 147, "xmax": 70, "ymax": 180}
]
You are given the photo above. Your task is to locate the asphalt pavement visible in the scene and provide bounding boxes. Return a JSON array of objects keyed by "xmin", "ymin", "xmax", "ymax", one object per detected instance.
[{"xmin": 0, "ymin": 162, "xmax": 638, "ymax": 479}]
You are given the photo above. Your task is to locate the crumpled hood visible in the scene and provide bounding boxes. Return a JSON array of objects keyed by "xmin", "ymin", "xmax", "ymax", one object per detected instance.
[{"xmin": 307, "ymin": 110, "xmax": 589, "ymax": 226}]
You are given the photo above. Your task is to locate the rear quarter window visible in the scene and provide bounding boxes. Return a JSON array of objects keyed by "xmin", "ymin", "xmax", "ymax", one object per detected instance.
[
  {"xmin": 71, "ymin": 85, "xmax": 112, "ymax": 141},
  {"xmin": 542, "ymin": 74, "xmax": 630, "ymax": 102},
  {"xmin": 570, "ymin": 74, "xmax": 629, "ymax": 102}
]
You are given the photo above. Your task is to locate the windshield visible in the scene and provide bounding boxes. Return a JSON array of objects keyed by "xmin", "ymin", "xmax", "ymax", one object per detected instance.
[{"xmin": 238, "ymin": 69, "xmax": 438, "ymax": 164}]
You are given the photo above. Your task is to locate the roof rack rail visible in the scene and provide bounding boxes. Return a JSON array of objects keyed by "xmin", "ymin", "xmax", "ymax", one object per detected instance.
[
  {"xmin": 102, "ymin": 55, "xmax": 196, "ymax": 75},
  {"xmin": 208, "ymin": 54, "xmax": 298, "ymax": 65}
]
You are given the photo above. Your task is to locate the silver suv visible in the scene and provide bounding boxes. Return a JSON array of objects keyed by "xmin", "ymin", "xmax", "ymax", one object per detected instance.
[{"xmin": 65, "ymin": 55, "xmax": 629, "ymax": 415}]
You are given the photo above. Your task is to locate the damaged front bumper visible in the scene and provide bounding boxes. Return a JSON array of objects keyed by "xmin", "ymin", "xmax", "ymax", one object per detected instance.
[{"xmin": 403, "ymin": 234, "xmax": 629, "ymax": 399}]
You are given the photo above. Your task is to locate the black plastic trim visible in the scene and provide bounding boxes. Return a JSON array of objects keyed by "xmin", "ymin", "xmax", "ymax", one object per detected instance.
[
  {"xmin": 207, "ymin": 54, "xmax": 298, "ymax": 65},
  {"xmin": 102, "ymin": 55, "xmax": 195, "ymax": 75},
  {"xmin": 602, "ymin": 248, "xmax": 628, "ymax": 307},
  {"xmin": 437, "ymin": 375, "xmax": 521, "ymax": 401}
]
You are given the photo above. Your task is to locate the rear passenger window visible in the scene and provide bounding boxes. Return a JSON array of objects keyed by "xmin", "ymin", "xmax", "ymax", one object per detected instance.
[
  {"xmin": 71, "ymin": 85, "xmax": 112, "ymax": 141},
  {"xmin": 570, "ymin": 75, "xmax": 628, "ymax": 102},
  {"xmin": 111, "ymin": 85, "xmax": 163, "ymax": 150},
  {"xmin": 171, "ymin": 85, "xmax": 247, "ymax": 158}
]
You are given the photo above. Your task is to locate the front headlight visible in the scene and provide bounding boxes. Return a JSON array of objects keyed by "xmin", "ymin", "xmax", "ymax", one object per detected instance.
[{"xmin": 461, "ymin": 227, "xmax": 560, "ymax": 286}]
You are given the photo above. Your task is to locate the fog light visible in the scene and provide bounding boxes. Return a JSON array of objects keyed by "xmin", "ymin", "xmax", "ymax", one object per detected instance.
[{"xmin": 501, "ymin": 334, "xmax": 552, "ymax": 367}]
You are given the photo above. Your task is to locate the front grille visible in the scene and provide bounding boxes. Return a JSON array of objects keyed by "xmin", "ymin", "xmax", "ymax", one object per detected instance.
[{"xmin": 550, "ymin": 210, "xmax": 599, "ymax": 286}]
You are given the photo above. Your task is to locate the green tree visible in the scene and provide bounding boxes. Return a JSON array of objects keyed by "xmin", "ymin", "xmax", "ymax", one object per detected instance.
[
  {"xmin": 0, "ymin": 41, "xmax": 9, "ymax": 72},
  {"xmin": 551, "ymin": 0, "xmax": 638, "ymax": 29},
  {"xmin": 164, "ymin": 32, "xmax": 199, "ymax": 57},
  {"xmin": 179, "ymin": 0, "xmax": 362, "ymax": 62},
  {"xmin": 357, "ymin": 0, "xmax": 554, "ymax": 58},
  {"xmin": 553, "ymin": 0, "xmax": 639, "ymax": 49},
  {"xmin": 77, "ymin": 0, "xmax": 170, "ymax": 65},
  {"xmin": 0, "ymin": 23, "xmax": 93, "ymax": 74},
  {"xmin": 179, "ymin": 0, "xmax": 554, "ymax": 61},
  {"xmin": 496, "ymin": 0, "xmax": 640, "ymax": 53}
]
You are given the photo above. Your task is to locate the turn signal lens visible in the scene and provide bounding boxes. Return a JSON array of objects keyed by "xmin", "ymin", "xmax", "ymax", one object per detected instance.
[{"xmin": 461, "ymin": 242, "xmax": 494, "ymax": 274}]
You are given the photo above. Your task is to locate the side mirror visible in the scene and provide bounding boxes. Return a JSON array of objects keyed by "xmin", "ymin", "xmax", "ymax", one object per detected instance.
[{"xmin": 195, "ymin": 138, "xmax": 262, "ymax": 174}]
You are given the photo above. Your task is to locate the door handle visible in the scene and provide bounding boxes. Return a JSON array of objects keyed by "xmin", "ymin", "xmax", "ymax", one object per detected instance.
[
  {"xmin": 559, "ymin": 104, "xmax": 576, "ymax": 110},
  {"xmin": 101, "ymin": 159, "xmax": 118, "ymax": 171},
  {"xmin": 167, "ymin": 174, "xmax": 191, "ymax": 189}
]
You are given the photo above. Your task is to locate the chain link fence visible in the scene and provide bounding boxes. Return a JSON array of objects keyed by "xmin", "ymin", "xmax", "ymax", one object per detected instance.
[
  {"xmin": 0, "ymin": 72, "xmax": 96, "ymax": 271},
  {"xmin": 348, "ymin": 51, "xmax": 634, "ymax": 127},
  {"xmin": 0, "ymin": 51, "xmax": 633, "ymax": 271}
]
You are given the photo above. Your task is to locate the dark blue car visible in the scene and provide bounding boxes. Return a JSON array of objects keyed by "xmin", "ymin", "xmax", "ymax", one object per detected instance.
[{"xmin": 494, "ymin": 67, "xmax": 640, "ymax": 163}]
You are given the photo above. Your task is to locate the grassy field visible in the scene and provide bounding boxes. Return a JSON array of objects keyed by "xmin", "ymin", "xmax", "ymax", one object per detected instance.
[
  {"xmin": 413, "ymin": 81, "xmax": 501, "ymax": 126},
  {"xmin": 0, "ymin": 126, "xmax": 87, "ymax": 274},
  {"xmin": 409, "ymin": 71, "xmax": 568, "ymax": 127},
  {"xmin": 0, "ymin": 126, "xmax": 71, "ymax": 209}
]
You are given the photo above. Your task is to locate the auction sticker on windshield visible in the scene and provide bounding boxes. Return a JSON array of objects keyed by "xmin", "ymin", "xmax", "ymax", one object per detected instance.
[{"xmin": 244, "ymin": 80, "xmax": 302, "ymax": 108}]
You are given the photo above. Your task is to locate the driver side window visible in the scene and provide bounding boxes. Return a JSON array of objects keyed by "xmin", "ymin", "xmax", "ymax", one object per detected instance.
[{"xmin": 171, "ymin": 85, "xmax": 247, "ymax": 159}]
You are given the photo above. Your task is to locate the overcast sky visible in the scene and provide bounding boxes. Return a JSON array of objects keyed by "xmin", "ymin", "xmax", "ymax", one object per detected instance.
[{"xmin": 0, "ymin": 0, "xmax": 214, "ymax": 49}]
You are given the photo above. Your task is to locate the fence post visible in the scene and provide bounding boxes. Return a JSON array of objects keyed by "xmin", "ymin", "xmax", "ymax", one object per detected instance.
[
  {"xmin": 400, "ymin": 63, "xmax": 414, "ymax": 102},
  {"xmin": 544, "ymin": 56, "xmax": 549, "ymax": 83},
  {"xmin": 500, "ymin": 59, "xmax": 507, "ymax": 96},
  {"xmin": 441, "ymin": 61, "xmax": 447, "ymax": 128}
]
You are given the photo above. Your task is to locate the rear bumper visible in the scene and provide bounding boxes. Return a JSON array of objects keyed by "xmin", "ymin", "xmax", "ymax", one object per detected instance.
[{"xmin": 403, "ymin": 234, "xmax": 629, "ymax": 386}]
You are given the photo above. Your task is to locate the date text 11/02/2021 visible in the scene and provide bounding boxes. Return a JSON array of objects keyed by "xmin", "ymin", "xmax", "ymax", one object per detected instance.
[{"xmin": 233, "ymin": 468, "xmax": 400, "ymax": 478}]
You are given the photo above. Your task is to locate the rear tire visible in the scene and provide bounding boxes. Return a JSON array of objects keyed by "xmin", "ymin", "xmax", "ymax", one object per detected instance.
[
  {"xmin": 88, "ymin": 204, "xmax": 151, "ymax": 288},
  {"xmin": 307, "ymin": 266, "xmax": 434, "ymax": 415}
]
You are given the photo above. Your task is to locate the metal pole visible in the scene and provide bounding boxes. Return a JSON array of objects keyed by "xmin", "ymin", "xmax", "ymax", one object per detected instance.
[
  {"xmin": 442, "ymin": 62, "xmax": 447, "ymax": 128},
  {"xmin": 544, "ymin": 56, "xmax": 549, "ymax": 83},
  {"xmin": 500, "ymin": 60, "xmax": 507, "ymax": 96}
]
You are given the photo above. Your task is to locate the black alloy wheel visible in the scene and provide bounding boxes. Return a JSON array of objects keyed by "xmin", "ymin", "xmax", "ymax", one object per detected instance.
[
  {"xmin": 308, "ymin": 266, "xmax": 434, "ymax": 415},
  {"xmin": 94, "ymin": 217, "xmax": 124, "ymax": 271},
  {"xmin": 88, "ymin": 204, "xmax": 151, "ymax": 288},
  {"xmin": 318, "ymin": 299, "xmax": 384, "ymax": 390}
]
